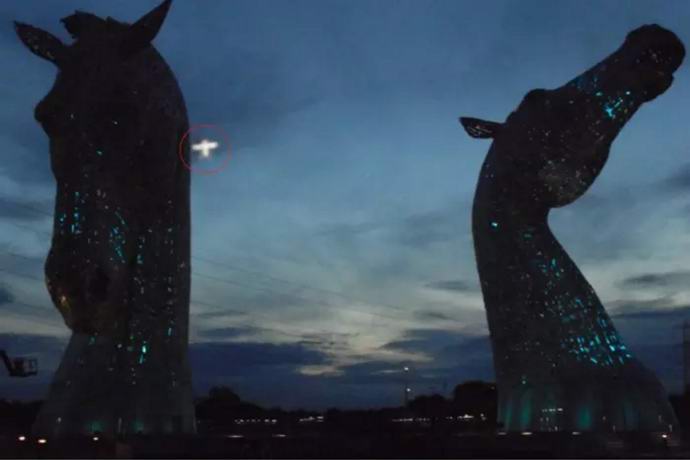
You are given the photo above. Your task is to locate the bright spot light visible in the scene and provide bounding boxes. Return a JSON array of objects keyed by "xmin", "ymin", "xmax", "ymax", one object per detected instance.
[
  {"xmin": 93, "ymin": 436, "xmax": 100, "ymax": 441},
  {"xmin": 662, "ymin": 434, "xmax": 669, "ymax": 439},
  {"xmin": 37, "ymin": 438, "xmax": 47, "ymax": 444},
  {"xmin": 572, "ymin": 431, "xmax": 581, "ymax": 436},
  {"xmin": 521, "ymin": 431, "xmax": 532, "ymax": 436},
  {"xmin": 17, "ymin": 435, "xmax": 26, "ymax": 442},
  {"xmin": 227, "ymin": 434, "xmax": 244, "ymax": 439},
  {"xmin": 192, "ymin": 139, "xmax": 219, "ymax": 159}
]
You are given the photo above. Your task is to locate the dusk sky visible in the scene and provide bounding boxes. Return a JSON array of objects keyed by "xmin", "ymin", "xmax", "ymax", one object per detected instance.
[{"xmin": 2, "ymin": 0, "xmax": 690, "ymax": 410}]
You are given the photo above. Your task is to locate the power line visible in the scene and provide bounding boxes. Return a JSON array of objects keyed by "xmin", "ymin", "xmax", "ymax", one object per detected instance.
[
  {"xmin": 192, "ymin": 254, "xmax": 410, "ymax": 313},
  {"xmin": 3, "ymin": 301, "xmax": 63, "ymax": 331},
  {"xmin": 0, "ymin": 263, "xmax": 345, "ymax": 344},
  {"xmin": 191, "ymin": 269, "xmax": 414, "ymax": 324},
  {"xmin": 2, "ymin": 243, "xmax": 423, "ymax": 326},
  {"xmin": 0, "ymin": 267, "xmax": 44, "ymax": 283},
  {"xmin": 0, "ymin": 199, "xmax": 53, "ymax": 218},
  {"xmin": 4, "ymin": 212, "xmax": 413, "ymax": 321},
  {"xmin": 0, "ymin": 201, "xmax": 453, "ymax": 325}
]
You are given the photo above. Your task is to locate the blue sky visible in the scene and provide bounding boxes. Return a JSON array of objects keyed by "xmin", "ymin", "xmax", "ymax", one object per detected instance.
[{"xmin": 1, "ymin": 0, "xmax": 690, "ymax": 409}]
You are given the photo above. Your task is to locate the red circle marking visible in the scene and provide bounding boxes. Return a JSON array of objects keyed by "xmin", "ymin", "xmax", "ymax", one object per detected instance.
[{"xmin": 178, "ymin": 124, "xmax": 232, "ymax": 175}]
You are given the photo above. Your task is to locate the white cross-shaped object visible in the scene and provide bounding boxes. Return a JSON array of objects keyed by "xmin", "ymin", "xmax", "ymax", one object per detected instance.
[{"xmin": 191, "ymin": 138, "xmax": 219, "ymax": 158}]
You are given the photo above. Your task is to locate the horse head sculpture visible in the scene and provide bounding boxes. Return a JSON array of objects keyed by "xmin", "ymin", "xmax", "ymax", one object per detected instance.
[{"xmin": 16, "ymin": 0, "xmax": 195, "ymax": 437}]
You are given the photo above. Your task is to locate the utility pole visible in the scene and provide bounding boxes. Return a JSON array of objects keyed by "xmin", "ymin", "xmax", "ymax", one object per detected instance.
[
  {"xmin": 683, "ymin": 320, "xmax": 690, "ymax": 395},
  {"xmin": 403, "ymin": 366, "xmax": 411, "ymax": 407}
]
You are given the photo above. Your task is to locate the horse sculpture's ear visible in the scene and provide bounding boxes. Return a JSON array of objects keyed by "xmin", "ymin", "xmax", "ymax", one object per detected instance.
[
  {"xmin": 14, "ymin": 22, "xmax": 66, "ymax": 65},
  {"xmin": 120, "ymin": 0, "xmax": 172, "ymax": 56},
  {"xmin": 459, "ymin": 117, "xmax": 503, "ymax": 139},
  {"xmin": 61, "ymin": 11, "xmax": 105, "ymax": 39}
]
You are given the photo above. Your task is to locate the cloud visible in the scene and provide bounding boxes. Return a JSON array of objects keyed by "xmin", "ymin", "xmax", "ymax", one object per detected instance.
[
  {"xmin": 314, "ymin": 201, "xmax": 469, "ymax": 251},
  {"xmin": 0, "ymin": 285, "xmax": 14, "ymax": 305},
  {"xmin": 619, "ymin": 271, "xmax": 690, "ymax": 290},
  {"xmin": 396, "ymin": 205, "xmax": 466, "ymax": 249},
  {"xmin": 359, "ymin": 333, "xmax": 494, "ymax": 390},
  {"xmin": 608, "ymin": 295, "xmax": 676, "ymax": 316},
  {"xmin": 316, "ymin": 221, "xmax": 384, "ymax": 239},
  {"xmin": 190, "ymin": 340, "xmax": 329, "ymax": 373},
  {"xmin": 611, "ymin": 304, "xmax": 690, "ymax": 320},
  {"xmin": 657, "ymin": 164, "xmax": 690, "ymax": 192},
  {"xmin": 196, "ymin": 326, "xmax": 263, "ymax": 340},
  {"xmin": 381, "ymin": 328, "xmax": 464, "ymax": 355},
  {"xmin": 378, "ymin": 329, "xmax": 493, "ymax": 381},
  {"xmin": 0, "ymin": 197, "xmax": 52, "ymax": 221},
  {"xmin": 414, "ymin": 311, "xmax": 455, "ymax": 322},
  {"xmin": 425, "ymin": 279, "xmax": 480, "ymax": 293}
]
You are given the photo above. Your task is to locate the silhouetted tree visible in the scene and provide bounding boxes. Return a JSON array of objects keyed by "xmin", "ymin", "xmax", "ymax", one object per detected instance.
[
  {"xmin": 196, "ymin": 386, "xmax": 263, "ymax": 432},
  {"xmin": 408, "ymin": 394, "xmax": 448, "ymax": 419},
  {"xmin": 452, "ymin": 380, "xmax": 497, "ymax": 429},
  {"xmin": 0, "ymin": 399, "xmax": 43, "ymax": 435},
  {"xmin": 208, "ymin": 385, "xmax": 241, "ymax": 404}
]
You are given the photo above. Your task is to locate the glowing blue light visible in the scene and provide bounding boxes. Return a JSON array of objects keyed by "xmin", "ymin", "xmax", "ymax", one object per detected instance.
[
  {"xmin": 490, "ymin": 221, "xmax": 499, "ymax": 228},
  {"xmin": 114, "ymin": 211, "xmax": 127, "ymax": 227}
]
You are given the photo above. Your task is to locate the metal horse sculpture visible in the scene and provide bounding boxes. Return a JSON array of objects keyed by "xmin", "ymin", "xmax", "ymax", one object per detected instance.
[
  {"xmin": 15, "ymin": 0, "xmax": 195, "ymax": 437},
  {"xmin": 461, "ymin": 25, "xmax": 684, "ymax": 432}
]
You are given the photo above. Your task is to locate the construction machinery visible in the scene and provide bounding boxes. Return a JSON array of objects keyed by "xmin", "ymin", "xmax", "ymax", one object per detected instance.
[{"xmin": 0, "ymin": 350, "xmax": 37, "ymax": 377}]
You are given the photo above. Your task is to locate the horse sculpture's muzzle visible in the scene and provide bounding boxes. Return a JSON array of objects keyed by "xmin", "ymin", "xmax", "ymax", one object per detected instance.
[
  {"xmin": 45, "ymin": 219, "xmax": 130, "ymax": 334},
  {"xmin": 621, "ymin": 25, "xmax": 684, "ymax": 100}
]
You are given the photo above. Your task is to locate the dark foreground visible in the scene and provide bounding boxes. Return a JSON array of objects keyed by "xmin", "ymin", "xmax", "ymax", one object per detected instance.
[{"xmin": 0, "ymin": 431, "xmax": 683, "ymax": 459}]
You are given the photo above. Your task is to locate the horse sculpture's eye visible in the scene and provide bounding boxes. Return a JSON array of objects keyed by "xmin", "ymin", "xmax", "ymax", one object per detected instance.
[{"xmin": 92, "ymin": 100, "xmax": 136, "ymax": 138}]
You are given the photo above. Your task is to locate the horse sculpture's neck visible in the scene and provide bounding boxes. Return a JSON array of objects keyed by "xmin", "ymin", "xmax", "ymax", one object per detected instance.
[{"xmin": 472, "ymin": 167, "xmax": 630, "ymax": 378}]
